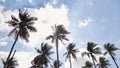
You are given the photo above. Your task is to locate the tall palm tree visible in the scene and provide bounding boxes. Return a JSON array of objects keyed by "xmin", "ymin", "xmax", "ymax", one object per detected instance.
[
  {"xmin": 104, "ymin": 43, "xmax": 119, "ymax": 68},
  {"xmin": 4, "ymin": 9, "xmax": 37, "ymax": 68},
  {"xmin": 63, "ymin": 43, "xmax": 79, "ymax": 68},
  {"xmin": 2, "ymin": 50, "xmax": 18, "ymax": 68},
  {"xmin": 46, "ymin": 24, "xmax": 70, "ymax": 68},
  {"xmin": 31, "ymin": 42, "xmax": 54, "ymax": 68},
  {"xmin": 82, "ymin": 42, "xmax": 102, "ymax": 68},
  {"xmin": 81, "ymin": 61, "xmax": 93, "ymax": 68},
  {"xmin": 50, "ymin": 60, "xmax": 62, "ymax": 68},
  {"xmin": 97, "ymin": 57, "xmax": 111, "ymax": 68}
]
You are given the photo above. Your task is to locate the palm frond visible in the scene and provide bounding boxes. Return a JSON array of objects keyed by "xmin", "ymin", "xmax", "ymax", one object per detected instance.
[
  {"xmin": 104, "ymin": 51, "xmax": 108, "ymax": 56},
  {"xmin": 5, "ymin": 21, "xmax": 18, "ymax": 27},
  {"xmin": 8, "ymin": 27, "xmax": 18, "ymax": 36},
  {"xmin": 11, "ymin": 15, "xmax": 19, "ymax": 22},
  {"xmin": 27, "ymin": 25, "xmax": 37, "ymax": 32},
  {"xmin": 81, "ymin": 52, "xmax": 90, "ymax": 58}
]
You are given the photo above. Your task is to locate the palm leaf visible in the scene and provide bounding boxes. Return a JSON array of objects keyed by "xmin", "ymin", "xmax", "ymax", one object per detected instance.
[
  {"xmin": 11, "ymin": 15, "xmax": 19, "ymax": 22},
  {"xmin": 27, "ymin": 25, "xmax": 37, "ymax": 32}
]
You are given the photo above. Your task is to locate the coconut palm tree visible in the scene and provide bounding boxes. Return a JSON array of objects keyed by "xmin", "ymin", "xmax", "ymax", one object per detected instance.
[
  {"xmin": 81, "ymin": 61, "xmax": 93, "ymax": 68},
  {"xmin": 97, "ymin": 57, "xmax": 111, "ymax": 68},
  {"xmin": 104, "ymin": 43, "xmax": 119, "ymax": 68},
  {"xmin": 2, "ymin": 50, "xmax": 18, "ymax": 68},
  {"xmin": 4, "ymin": 9, "xmax": 37, "ymax": 68},
  {"xmin": 31, "ymin": 42, "xmax": 54, "ymax": 68},
  {"xmin": 50, "ymin": 60, "xmax": 62, "ymax": 68},
  {"xmin": 82, "ymin": 42, "xmax": 102, "ymax": 68},
  {"xmin": 63, "ymin": 43, "xmax": 79, "ymax": 68},
  {"xmin": 46, "ymin": 24, "xmax": 70, "ymax": 68}
]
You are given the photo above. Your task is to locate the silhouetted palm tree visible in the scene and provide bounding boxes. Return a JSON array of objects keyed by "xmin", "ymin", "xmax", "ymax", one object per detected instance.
[
  {"xmin": 81, "ymin": 61, "xmax": 93, "ymax": 68},
  {"xmin": 2, "ymin": 50, "xmax": 18, "ymax": 68},
  {"xmin": 4, "ymin": 9, "xmax": 37, "ymax": 68},
  {"xmin": 97, "ymin": 57, "xmax": 111, "ymax": 68},
  {"xmin": 104, "ymin": 43, "xmax": 119, "ymax": 68},
  {"xmin": 82, "ymin": 42, "xmax": 102, "ymax": 68},
  {"xmin": 64, "ymin": 43, "xmax": 79, "ymax": 68},
  {"xmin": 46, "ymin": 24, "xmax": 70, "ymax": 68},
  {"xmin": 50, "ymin": 60, "xmax": 62, "ymax": 68},
  {"xmin": 31, "ymin": 42, "xmax": 54, "ymax": 68}
]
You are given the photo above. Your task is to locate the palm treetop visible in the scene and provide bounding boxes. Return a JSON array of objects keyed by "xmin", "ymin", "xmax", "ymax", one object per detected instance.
[
  {"xmin": 97, "ymin": 57, "xmax": 111, "ymax": 68},
  {"xmin": 82, "ymin": 61, "xmax": 93, "ymax": 68},
  {"xmin": 6, "ymin": 9, "xmax": 38, "ymax": 42},
  {"xmin": 35, "ymin": 42, "xmax": 54, "ymax": 57},
  {"xmin": 64, "ymin": 43, "xmax": 79, "ymax": 60},
  {"xmin": 87, "ymin": 42, "xmax": 102, "ymax": 54},
  {"xmin": 104, "ymin": 43, "xmax": 119, "ymax": 56},
  {"xmin": 46, "ymin": 24, "xmax": 70, "ymax": 44},
  {"xmin": 32, "ymin": 42, "xmax": 54, "ymax": 67}
]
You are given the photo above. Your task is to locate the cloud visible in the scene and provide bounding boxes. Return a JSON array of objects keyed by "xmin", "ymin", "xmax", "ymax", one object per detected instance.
[
  {"xmin": 78, "ymin": 17, "xmax": 93, "ymax": 28},
  {"xmin": 0, "ymin": 51, "xmax": 37, "ymax": 68},
  {"xmin": 0, "ymin": 0, "xmax": 5, "ymax": 2},
  {"xmin": 0, "ymin": 6, "xmax": 18, "ymax": 32},
  {"xmin": 0, "ymin": 37, "xmax": 8, "ymax": 46},
  {"xmin": 28, "ymin": 0, "xmax": 33, "ymax": 4}
]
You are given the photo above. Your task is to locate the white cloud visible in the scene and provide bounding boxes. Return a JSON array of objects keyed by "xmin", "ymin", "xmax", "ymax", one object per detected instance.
[
  {"xmin": 0, "ymin": 37, "xmax": 8, "ymax": 46},
  {"xmin": 28, "ymin": 0, "xmax": 33, "ymax": 4},
  {"xmin": 78, "ymin": 17, "xmax": 93, "ymax": 28},
  {"xmin": 0, "ymin": 51, "xmax": 37, "ymax": 68},
  {"xmin": 0, "ymin": 6, "xmax": 18, "ymax": 32},
  {"xmin": 0, "ymin": 0, "xmax": 5, "ymax": 2}
]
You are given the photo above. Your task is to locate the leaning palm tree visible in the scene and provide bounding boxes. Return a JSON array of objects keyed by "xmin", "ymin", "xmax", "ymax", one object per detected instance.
[
  {"xmin": 31, "ymin": 42, "xmax": 54, "ymax": 68},
  {"xmin": 104, "ymin": 43, "xmax": 119, "ymax": 68},
  {"xmin": 46, "ymin": 24, "xmax": 70, "ymax": 68},
  {"xmin": 2, "ymin": 50, "xmax": 18, "ymax": 68},
  {"xmin": 4, "ymin": 9, "xmax": 37, "ymax": 68},
  {"xmin": 50, "ymin": 60, "xmax": 62, "ymax": 68},
  {"xmin": 81, "ymin": 61, "xmax": 93, "ymax": 68},
  {"xmin": 63, "ymin": 43, "xmax": 79, "ymax": 68},
  {"xmin": 97, "ymin": 57, "xmax": 111, "ymax": 68},
  {"xmin": 82, "ymin": 42, "xmax": 102, "ymax": 68}
]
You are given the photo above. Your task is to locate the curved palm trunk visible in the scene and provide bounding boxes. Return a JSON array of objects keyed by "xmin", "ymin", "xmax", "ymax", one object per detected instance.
[
  {"xmin": 90, "ymin": 53, "xmax": 96, "ymax": 68},
  {"xmin": 56, "ymin": 38, "xmax": 59, "ymax": 68},
  {"xmin": 4, "ymin": 30, "xmax": 20, "ymax": 68},
  {"xmin": 69, "ymin": 55, "xmax": 72, "ymax": 68},
  {"xmin": 110, "ymin": 54, "xmax": 119, "ymax": 68}
]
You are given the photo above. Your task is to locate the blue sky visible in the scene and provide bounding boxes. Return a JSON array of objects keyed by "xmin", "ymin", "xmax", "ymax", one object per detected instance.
[{"xmin": 0, "ymin": 0, "xmax": 120, "ymax": 68}]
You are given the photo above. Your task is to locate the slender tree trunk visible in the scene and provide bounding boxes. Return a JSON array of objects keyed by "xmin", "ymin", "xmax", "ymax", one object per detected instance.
[
  {"xmin": 69, "ymin": 55, "xmax": 72, "ymax": 68},
  {"xmin": 110, "ymin": 54, "xmax": 119, "ymax": 68},
  {"xmin": 90, "ymin": 53, "xmax": 96, "ymax": 68},
  {"xmin": 56, "ymin": 38, "xmax": 59, "ymax": 68},
  {"xmin": 4, "ymin": 30, "xmax": 20, "ymax": 68}
]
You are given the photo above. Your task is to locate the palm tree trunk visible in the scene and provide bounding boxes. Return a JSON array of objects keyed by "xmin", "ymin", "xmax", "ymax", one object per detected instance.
[
  {"xmin": 4, "ymin": 30, "xmax": 20, "ymax": 68},
  {"xmin": 69, "ymin": 55, "xmax": 72, "ymax": 68},
  {"xmin": 110, "ymin": 54, "xmax": 119, "ymax": 68},
  {"xmin": 56, "ymin": 38, "xmax": 59, "ymax": 68},
  {"xmin": 90, "ymin": 53, "xmax": 96, "ymax": 68}
]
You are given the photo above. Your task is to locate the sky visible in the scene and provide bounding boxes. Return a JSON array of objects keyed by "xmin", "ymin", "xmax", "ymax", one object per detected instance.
[{"xmin": 0, "ymin": 0, "xmax": 120, "ymax": 68}]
